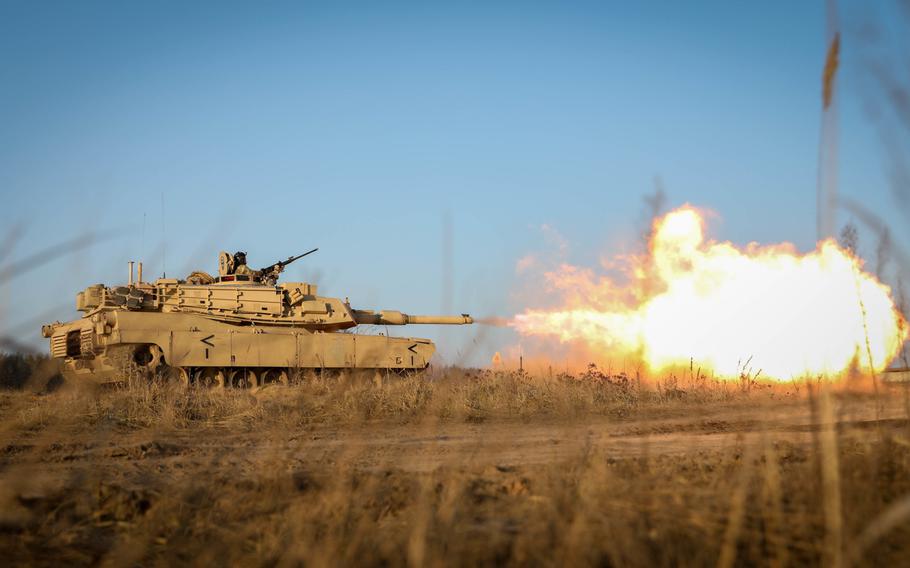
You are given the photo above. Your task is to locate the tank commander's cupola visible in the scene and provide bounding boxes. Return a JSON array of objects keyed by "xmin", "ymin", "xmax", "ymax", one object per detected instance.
[{"xmin": 213, "ymin": 250, "xmax": 262, "ymax": 284}]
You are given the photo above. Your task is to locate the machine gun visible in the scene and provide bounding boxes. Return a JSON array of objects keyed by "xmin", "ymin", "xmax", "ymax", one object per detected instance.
[{"xmin": 258, "ymin": 248, "xmax": 318, "ymax": 284}]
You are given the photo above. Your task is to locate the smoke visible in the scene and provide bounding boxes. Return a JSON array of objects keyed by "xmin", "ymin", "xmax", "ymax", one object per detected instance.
[{"xmin": 475, "ymin": 316, "xmax": 511, "ymax": 327}]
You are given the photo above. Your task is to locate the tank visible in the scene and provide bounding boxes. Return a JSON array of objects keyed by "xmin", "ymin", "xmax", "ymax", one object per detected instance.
[{"xmin": 41, "ymin": 250, "xmax": 473, "ymax": 387}]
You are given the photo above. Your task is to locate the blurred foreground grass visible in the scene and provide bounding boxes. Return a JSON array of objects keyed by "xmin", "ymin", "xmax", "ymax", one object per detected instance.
[{"xmin": 0, "ymin": 362, "xmax": 909, "ymax": 567}]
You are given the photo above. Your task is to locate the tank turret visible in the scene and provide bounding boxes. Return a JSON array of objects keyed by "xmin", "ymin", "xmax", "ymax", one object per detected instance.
[{"xmin": 42, "ymin": 251, "xmax": 474, "ymax": 386}]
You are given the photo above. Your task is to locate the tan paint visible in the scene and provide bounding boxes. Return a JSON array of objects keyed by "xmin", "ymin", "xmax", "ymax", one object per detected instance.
[{"xmin": 42, "ymin": 251, "xmax": 472, "ymax": 384}]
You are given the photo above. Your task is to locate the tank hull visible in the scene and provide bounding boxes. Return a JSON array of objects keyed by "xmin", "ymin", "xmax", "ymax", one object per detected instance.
[{"xmin": 49, "ymin": 311, "xmax": 435, "ymax": 384}]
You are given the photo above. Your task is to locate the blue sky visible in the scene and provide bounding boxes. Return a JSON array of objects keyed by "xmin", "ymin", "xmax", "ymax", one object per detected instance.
[{"xmin": 1, "ymin": 1, "xmax": 906, "ymax": 364}]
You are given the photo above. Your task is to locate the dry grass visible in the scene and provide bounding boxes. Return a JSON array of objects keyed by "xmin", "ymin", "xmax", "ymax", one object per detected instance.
[{"xmin": 0, "ymin": 367, "xmax": 909, "ymax": 567}]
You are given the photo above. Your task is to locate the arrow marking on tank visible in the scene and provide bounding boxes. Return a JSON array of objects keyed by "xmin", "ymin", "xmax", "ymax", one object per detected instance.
[
  {"xmin": 200, "ymin": 335, "xmax": 215, "ymax": 347},
  {"xmin": 408, "ymin": 343, "xmax": 419, "ymax": 353}
]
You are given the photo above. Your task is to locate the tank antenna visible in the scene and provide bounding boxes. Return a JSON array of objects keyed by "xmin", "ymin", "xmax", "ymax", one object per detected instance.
[{"xmin": 160, "ymin": 192, "xmax": 167, "ymax": 278}]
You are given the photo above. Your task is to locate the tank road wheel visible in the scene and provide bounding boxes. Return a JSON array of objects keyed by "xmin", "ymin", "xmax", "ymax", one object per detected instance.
[
  {"xmin": 261, "ymin": 368, "xmax": 289, "ymax": 387},
  {"xmin": 157, "ymin": 365, "xmax": 190, "ymax": 387},
  {"xmin": 195, "ymin": 367, "xmax": 225, "ymax": 389},
  {"xmin": 133, "ymin": 345, "xmax": 163, "ymax": 371},
  {"xmin": 227, "ymin": 368, "xmax": 259, "ymax": 389}
]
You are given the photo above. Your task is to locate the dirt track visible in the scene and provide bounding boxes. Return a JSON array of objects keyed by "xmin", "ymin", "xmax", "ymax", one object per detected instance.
[{"xmin": 8, "ymin": 390, "xmax": 907, "ymax": 477}]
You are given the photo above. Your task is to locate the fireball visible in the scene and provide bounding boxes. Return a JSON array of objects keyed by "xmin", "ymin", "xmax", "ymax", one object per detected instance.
[{"xmin": 512, "ymin": 206, "xmax": 907, "ymax": 381}]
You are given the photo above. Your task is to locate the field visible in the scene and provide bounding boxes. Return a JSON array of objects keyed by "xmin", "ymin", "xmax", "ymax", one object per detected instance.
[{"xmin": 1, "ymin": 367, "xmax": 909, "ymax": 567}]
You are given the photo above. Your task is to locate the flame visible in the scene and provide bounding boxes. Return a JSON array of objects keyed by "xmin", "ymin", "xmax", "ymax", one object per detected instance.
[
  {"xmin": 512, "ymin": 206, "xmax": 908, "ymax": 381},
  {"xmin": 491, "ymin": 351, "xmax": 503, "ymax": 367}
]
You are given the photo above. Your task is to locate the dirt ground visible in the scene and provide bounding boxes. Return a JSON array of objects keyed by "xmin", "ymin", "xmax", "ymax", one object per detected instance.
[
  {"xmin": 1, "ymin": 372, "xmax": 909, "ymax": 566},
  {"xmin": 16, "ymin": 390, "xmax": 906, "ymax": 474}
]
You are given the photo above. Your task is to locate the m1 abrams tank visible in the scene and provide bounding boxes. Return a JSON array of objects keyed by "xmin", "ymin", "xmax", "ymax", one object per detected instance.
[{"xmin": 41, "ymin": 250, "xmax": 473, "ymax": 387}]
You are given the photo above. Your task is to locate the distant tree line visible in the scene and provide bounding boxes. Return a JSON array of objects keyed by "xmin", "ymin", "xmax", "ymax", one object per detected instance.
[{"xmin": 0, "ymin": 352, "xmax": 62, "ymax": 390}]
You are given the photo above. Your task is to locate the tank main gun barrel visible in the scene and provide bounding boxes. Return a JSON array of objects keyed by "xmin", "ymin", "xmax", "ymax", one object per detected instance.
[{"xmin": 352, "ymin": 310, "xmax": 473, "ymax": 326}]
